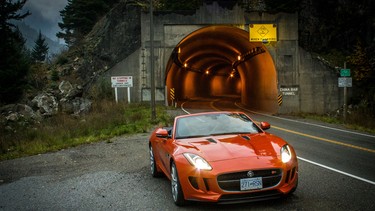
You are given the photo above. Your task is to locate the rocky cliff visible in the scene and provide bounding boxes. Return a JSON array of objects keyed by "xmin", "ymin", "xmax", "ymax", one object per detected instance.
[{"xmin": 58, "ymin": 1, "xmax": 142, "ymax": 89}]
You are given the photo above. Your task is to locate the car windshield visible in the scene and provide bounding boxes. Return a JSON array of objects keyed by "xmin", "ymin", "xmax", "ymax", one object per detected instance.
[{"xmin": 175, "ymin": 113, "xmax": 262, "ymax": 139}]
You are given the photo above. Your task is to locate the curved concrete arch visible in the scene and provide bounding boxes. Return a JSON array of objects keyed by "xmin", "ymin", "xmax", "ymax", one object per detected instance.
[{"xmin": 165, "ymin": 25, "xmax": 278, "ymax": 113}]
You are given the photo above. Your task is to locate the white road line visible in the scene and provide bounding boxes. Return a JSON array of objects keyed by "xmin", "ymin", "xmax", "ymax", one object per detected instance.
[
  {"xmin": 298, "ymin": 156, "xmax": 375, "ymax": 185},
  {"xmin": 180, "ymin": 102, "xmax": 190, "ymax": 114},
  {"xmin": 235, "ymin": 102, "xmax": 375, "ymax": 138}
]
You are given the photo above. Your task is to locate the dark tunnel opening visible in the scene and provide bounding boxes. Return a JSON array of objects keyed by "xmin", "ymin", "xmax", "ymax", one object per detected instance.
[{"xmin": 165, "ymin": 26, "xmax": 278, "ymax": 113}]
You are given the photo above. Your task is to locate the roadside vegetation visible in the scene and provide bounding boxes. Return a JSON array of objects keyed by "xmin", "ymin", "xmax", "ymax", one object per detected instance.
[
  {"xmin": 296, "ymin": 111, "xmax": 375, "ymax": 134},
  {"xmin": 0, "ymin": 102, "xmax": 173, "ymax": 161}
]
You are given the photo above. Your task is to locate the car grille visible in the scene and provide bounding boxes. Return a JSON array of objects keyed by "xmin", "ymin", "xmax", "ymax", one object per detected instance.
[{"xmin": 217, "ymin": 169, "xmax": 282, "ymax": 192}]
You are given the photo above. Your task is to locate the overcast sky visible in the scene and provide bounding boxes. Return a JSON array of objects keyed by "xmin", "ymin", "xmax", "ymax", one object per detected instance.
[{"xmin": 22, "ymin": 0, "xmax": 68, "ymax": 41}]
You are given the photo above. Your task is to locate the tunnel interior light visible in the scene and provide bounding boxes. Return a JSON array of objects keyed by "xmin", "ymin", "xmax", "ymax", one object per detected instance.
[
  {"xmin": 237, "ymin": 55, "xmax": 241, "ymax": 61},
  {"xmin": 230, "ymin": 73, "xmax": 234, "ymax": 78},
  {"xmin": 205, "ymin": 70, "xmax": 210, "ymax": 75},
  {"xmin": 184, "ymin": 63, "xmax": 187, "ymax": 68}
]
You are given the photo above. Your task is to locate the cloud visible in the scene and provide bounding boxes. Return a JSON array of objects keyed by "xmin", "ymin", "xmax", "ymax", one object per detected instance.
[{"xmin": 22, "ymin": 0, "xmax": 68, "ymax": 41}]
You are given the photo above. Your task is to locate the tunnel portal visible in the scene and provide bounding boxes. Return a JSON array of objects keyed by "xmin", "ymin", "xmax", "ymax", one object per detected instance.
[{"xmin": 165, "ymin": 26, "xmax": 278, "ymax": 113}]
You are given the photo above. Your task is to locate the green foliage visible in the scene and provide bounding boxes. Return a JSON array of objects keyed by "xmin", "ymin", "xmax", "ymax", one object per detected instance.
[
  {"xmin": 263, "ymin": 0, "xmax": 300, "ymax": 13},
  {"xmin": 31, "ymin": 30, "xmax": 49, "ymax": 62},
  {"xmin": 50, "ymin": 68, "xmax": 60, "ymax": 82},
  {"xmin": 88, "ymin": 76, "xmax": 114, "ymax": 100},
  {"xmin": 320, "ymin": 49, "xmax": 346, "ymax": 68},
  {"xmin": 57, "ymin": 0, "xmax": 119, "ymax": 45},
  {"xmin": 347, "ymin": 41, "xmax": 371, "ymax": 83},
  {"xmin": 0, "ymin": 102, "xmax": 173, "ymax": 160},
  {"xmin": 54, "ymin": 50, "xmax": 69, "ymax": 65},
  {"xmin": 0, "ymin": 0, "xmax": 31, "ymax": 105},
  {"xmin": 28, "ymin": 63, "xmax": 48, "ymax": 90},
  {"xmin": 158, "ymin": 0, "xmax": 203, "ymax": 10}
]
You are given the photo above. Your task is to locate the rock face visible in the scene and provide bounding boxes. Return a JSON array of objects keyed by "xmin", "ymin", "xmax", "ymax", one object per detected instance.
[{"xmin": 73, "ymin": 2, "xmax": 142, "ymax": 84}]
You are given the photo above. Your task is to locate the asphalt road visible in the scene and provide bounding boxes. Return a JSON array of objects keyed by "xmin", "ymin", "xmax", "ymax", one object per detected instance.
[{"xmin": 0, "ymin": 97, "xmax": 374, "ymax": 210}]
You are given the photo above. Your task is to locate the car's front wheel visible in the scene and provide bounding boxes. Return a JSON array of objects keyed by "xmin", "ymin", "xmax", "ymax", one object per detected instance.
[
  {"xmin": 149, "ymin": 145, "xmax": 161, "ymax": 177},
  {"xmin": 171, "ymin": 162, "xmax": 186, "ymax": 206}
]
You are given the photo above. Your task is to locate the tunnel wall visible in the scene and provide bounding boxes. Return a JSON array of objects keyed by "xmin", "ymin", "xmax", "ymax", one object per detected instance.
[
  {"xmin": 106, "ymin": 2, "xmax": 342, "ymax": 114},
  {"xmin": 238, "ymin": 52, "xmax": 278, "ymax": 113}
]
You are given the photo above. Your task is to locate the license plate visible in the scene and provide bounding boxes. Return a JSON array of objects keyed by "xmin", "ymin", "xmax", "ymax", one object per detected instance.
[{"xmin": 240, "ymin": 177, "xmax": 263, "ymax": 191}]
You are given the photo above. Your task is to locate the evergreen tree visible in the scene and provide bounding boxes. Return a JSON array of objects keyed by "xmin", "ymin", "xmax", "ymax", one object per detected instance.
[
  {"xmin": 31, "ymin": 30, "xmax": 49, "ymax": 62},
  {"xmin": 0, "ymin": 0, "xmax": 31, "ymax": 104},
  {"xmin": 158, "ymin": 0, "xmax": 203, "ymax": 10},
  {"xmin": 57, "ymin": 0, "xmax": 119, "ymax": 45}
]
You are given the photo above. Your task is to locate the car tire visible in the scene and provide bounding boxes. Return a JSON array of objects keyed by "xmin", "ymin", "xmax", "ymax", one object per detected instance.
[
  {"xmin": 171, "ymin": 162, "xmax": 186, "ymax": 206},
  {"xmin": 149, "ymin": 145, "xmax": 162, "ymax": 177}
]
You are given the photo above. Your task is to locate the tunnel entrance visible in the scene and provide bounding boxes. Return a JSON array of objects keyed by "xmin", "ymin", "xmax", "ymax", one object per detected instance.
[{"xmin": 165, "ymin": 26, "xmax": 278, "ymax": 113}]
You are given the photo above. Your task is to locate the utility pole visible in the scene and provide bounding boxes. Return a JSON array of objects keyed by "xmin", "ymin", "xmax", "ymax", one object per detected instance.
[
  {"xmin": 343, "ymin": 62, "xmax": 347, "ymax": 121},
  {"xmin": 150, "ymin": 0, "xmax": 156, "ymax": 120}
]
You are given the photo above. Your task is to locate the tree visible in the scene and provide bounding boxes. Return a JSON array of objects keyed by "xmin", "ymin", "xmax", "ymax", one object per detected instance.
[
  {"xmin": 0, "ymin": 0, "xmax": 31, "ymax": 104},
  {"xmin": 57, "ymin": 0, "xmax": 119, "ymax": 45},
  {"xmin": 159, "ymin": 0, "xmax": 203, "ymax": 10},
  {"xmin": 31, "ymin": 30, "xmax": 49, "ymax": 62}
]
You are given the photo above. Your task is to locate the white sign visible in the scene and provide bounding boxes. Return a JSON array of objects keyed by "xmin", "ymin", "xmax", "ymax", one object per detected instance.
[
  {"xmin": 280, "ymin": 86, "xmax": 299, "ymax": 96},
  {"xmin": 111, "ymin": 76, "xmax": 133, "ymax": 88},
  {"xmin": 338, "ymin": 77, "xmax": 352, "ymax": 87}
]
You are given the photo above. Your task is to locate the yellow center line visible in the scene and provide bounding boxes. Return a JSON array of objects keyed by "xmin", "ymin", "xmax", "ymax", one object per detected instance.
[
  {"xmin": 272, "ymin": 125, "xmax": 375, "ymax": 153},
  {"xmin": 210, "ymin": 100, "xmax": 375, "ymax": 153}
]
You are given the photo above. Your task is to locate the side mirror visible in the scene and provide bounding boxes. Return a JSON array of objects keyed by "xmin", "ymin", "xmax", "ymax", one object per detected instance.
[
  {"xmin": 260, "ymin": 122, "xmax": 271, "ymax": 130},
  {"xmin": 156, "ymin": 128, "xmax": 169, "ymax": 138}
]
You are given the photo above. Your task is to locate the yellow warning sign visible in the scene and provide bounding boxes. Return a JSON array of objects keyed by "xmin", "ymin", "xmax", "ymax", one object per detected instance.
[{"xmin": 249, "ymin": 24, "xmax": 277, "ymax": 42}]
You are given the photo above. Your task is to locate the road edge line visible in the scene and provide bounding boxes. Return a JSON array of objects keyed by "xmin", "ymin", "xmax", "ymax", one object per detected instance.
[{"xmin": 298, "ymin": 156, "xmax": 375, "ymax": 185}]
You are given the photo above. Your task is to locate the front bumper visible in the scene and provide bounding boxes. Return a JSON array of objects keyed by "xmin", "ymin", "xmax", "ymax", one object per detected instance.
[{"xmin": 175, "ymin": 156, "xmax": 298, "ymax": 204}]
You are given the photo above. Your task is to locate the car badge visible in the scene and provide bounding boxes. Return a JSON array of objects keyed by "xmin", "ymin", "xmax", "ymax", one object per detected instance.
[{"xmin": 247, "ymin": 171, "xmax": 254, "ymax": 177}]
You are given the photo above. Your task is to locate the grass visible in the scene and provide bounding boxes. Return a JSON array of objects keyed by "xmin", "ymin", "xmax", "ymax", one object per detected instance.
[
  {"xmin": 0, "ymin": 101, "xmax": 173, "ymax": 161},
  {"xmin": 297, "ymin": 112, "xmax": 375, "ymax": 134}
]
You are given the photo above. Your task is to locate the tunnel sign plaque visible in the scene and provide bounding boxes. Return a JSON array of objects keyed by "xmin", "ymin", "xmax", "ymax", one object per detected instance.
[
  {"xmin": 280, "ymin": 86, "xmax": 299, "ymax": 96},
  {"xmin": 249, "ymin": 24, "xmax": 277, "ymax": 42}
]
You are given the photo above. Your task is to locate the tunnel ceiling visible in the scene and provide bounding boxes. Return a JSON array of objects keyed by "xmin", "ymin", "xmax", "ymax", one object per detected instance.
[{"xmin": 170, "ymin": 25, "xmax": 260, "ymax": 76}]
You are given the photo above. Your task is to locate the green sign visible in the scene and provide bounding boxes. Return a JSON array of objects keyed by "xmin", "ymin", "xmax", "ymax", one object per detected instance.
[{"xmin": 340, "ymin": 69, "xmax": 351, "ymax": 77}]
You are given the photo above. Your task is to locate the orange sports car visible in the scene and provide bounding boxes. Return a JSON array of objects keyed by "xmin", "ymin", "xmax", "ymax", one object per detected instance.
[{"xmin": 149, "ymin": 111, "xmax": 298, "ymax": 206}]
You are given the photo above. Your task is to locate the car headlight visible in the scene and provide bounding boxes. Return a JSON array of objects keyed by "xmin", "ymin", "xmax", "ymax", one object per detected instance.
[
  {"xmin": 281, "ymin": 145, "xmax": 292, "ymax": 163},
  {"xmin": 183, "ymin": 153, "xmax": 212, "ymax": 170}
]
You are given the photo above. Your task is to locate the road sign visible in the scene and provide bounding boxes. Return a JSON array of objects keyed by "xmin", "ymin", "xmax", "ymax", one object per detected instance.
[
  {"xmin": 111, "ymin": 76, "xmax": 133, "ymax": 88},
  {"xmin": 340, "ymin": 69, "xmax": 351, "ymax": 77},
  {"xmin": 249, "ymin": 24, "xmax": 277, "ymax": 42},
  {"xmin": 338, "ymin": 77, "xmax": 352, "ymax": 87}
]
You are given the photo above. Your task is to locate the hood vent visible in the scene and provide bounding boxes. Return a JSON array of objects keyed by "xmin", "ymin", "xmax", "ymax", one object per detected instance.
[
  {"xmin": 206, "ymin": 138, "xmax": 217, "ymax": 143},
  {"xmin": 241, "ymin": 135, "xmax": 251, "ymax": 141}
]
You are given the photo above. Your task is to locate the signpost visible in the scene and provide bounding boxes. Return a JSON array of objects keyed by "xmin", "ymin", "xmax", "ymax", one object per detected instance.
[
  {"xmin": 339, "ymin": 63, "xmax": 351, "ymax": 120},
  {"xmin": 111, "ymin": 76, "xmax": 133, "ymax": 103}
]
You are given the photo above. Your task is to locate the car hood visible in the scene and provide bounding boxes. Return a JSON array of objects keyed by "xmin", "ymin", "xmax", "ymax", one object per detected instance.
[{"xmin": 180, "ymin": 133, "xmax": 285, "ymax": 162}]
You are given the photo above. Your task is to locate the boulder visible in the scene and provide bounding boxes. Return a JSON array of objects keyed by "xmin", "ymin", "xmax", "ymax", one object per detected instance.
[
  {"xmin": 60, "ymin": 97, "xmax": 92, "ymax": 115},
  {"xmin": 58, "ymin": 81, "xmax": 83, "ymax": 99},
  {"xmin": 31, "ymin": 93, "xmax": 58, "ymax": 116}
]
